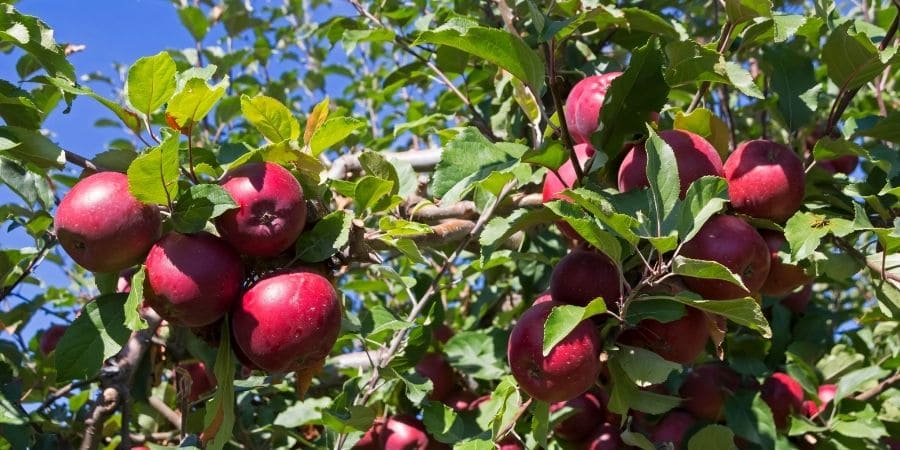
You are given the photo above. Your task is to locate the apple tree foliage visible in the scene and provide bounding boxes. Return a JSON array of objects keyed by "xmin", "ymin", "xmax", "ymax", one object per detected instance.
[{"xmin": 0, "ymin": 0, "xmax": 899, "ymax": 449}]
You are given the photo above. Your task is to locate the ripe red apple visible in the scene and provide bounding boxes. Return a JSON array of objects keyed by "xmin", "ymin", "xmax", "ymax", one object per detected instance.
[
  {"xmin": 442, "ymin": 391, "xmax": 477, "ymax": 411},
  {"xmin": 651, "ymin": 410, "xmax": 696, "ymax": 448},
  {"xmin": 507, "ymin": 301, "xmax": 602, "ymax": 402},
  {"xmin": 617, "ymin": 130, "xmax": 724, "ymax": 198},
  {"xmin": 805, "ymin": 383, "xmax": 837, "ymax": 417},
  {"xmin": 378, "ymin": 415, "xmax": 431, "ymax": 450},
  {"xmin": 565, "ymin": 72, "xmax": 622, "ymax": 144},
  {"xmin": 780, "ymin": 284, "xmax": 813, "ymax": 314},
  {"xmin": 584, "ymin": 422, "xmax": 624, "ymax": 450},
  {"xmin": 496, "ymin": 436, "xmax": 524, "ymax": 450},
  {"xmin": 550, "ymin": 391, "xmax": 604, "ymax": 442},
  {"xmin": 679, "ymin": 363, "xmax": 740, "ymax": 421},
  {"xmin": 680, "ymin": 215, "xmax": 771, "ymax": 300},
  {"xmin": 39, "ymin": 324, "xmax": 68, "ymax": 356},
  {"xmin": 55, "ymin": 172, "xmax": 161, "ymax": 272},
  {"xmin": 550, "ymin": 248, "xmax": 622, "ymax": 312},
  {"xmin": 618, "ymin": 306, "xmax": 709, "ymax": 365},
  {"xmin": 144, "ymin": 232, "xmax": 244, "ymax": 327},
  {"xmin": 542, "ymin": 143, "xmax": 593, "ymax": 240},
  {"xmin": 758, "ymin": 230, "xmax": 812, "ymax": 297},
  {"xmin": 761, "ymin": 372, "xmax": 804, "ymax": 429},
  {"xmin": 353, "ymin": 418, "xmax": 385, "ymax": 450},
  {"xmin": 433, "ymin": 324, "xmax": 455, "ymax": 344},
  {"xmin": 176, "ymin": 360, "xmax": 216, "ymax": 403},
  {"xmin": 819, "ymin": 155, "xmax": 858, "ymax": 174},
  {"xmin": 415, "ymin": 353, "xmax": 456, "ymax": 401},
  {"xmin": 724, "ymin": 140, "xmax": 805, "ymax": 223},
  {"xmin": 232, "ymin": 268, "xmax": 342, "ymax": 373},
  {"xmin": 533, "ymin": 292, "xmax": 553, "ymax": 305},
  {"xmin": 216, "ymin": 162, "xmax": 307, "ymax": 257}
]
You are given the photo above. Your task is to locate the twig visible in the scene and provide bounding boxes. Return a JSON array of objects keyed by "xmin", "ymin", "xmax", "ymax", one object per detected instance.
[
  {"xmin": 496, "ymin": 398, "xmax": 533, "ymax": 439},
  {"xmin": 328, "ymin": 147, "xmax": 443, "ymax": 180},
  {"xmin": 832, "ymin": 237, "xmax": 900, "ymax": 283},
  {"xmin": 0, "ymin": 237, "xmax": 55, "ymax": 302},
  {"xmin": 854, "ymin": 372, "xmax": 900, "ymax": 401},
  {"xmin": 81, "ymin": 388, "xmax": 120, "ymax": 450},
  {"xmin": 408, "ymin": 193, "xmax": 542, "ymax": 222},
  {"xmin": 34, "ymin": 377, "xmax": 98, "ymax": 415},
  {"xmin": 544, "ymin": 41, "xmax": 583, "ymax": 181},
  {"xmin": 64, "ymin": 150, "xmax": 103, "ymax": 172},
  {"xmin": 148, "ymin": 396, "xmax": 183, "ymax": 430},
  {"xmin": 688, "ymin": 21, "xmax": 735, "ymax": 112}
]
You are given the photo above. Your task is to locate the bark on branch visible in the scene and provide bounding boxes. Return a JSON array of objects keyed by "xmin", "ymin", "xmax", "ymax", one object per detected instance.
[{"xmin": 328, "ymin": 148, "xmax": 443, "ymax": 180}]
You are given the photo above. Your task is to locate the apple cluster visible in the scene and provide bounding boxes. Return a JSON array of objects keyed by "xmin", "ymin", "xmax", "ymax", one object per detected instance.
[
  {"xmin": 49, "ymin": 161, "xmax": 343, "ymax": 397},
  {"xmin": 508, "ymin": 72, "xmax": 830, "ymax": 446}
]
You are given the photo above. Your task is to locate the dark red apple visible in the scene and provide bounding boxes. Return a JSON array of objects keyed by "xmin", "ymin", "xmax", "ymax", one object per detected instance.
[
  {"xmin": 507, "ymin": 301, "xmax": 602, "ymax": 402},
  {"xmin": 758, "ymin": 230, "xmax": 811, "ymax": 297},
  {"xmin": 802, "ymin": 400, "xmax": 819, "ymax": 417},
  {"xmin": 550, "ymin": 391, "xmax": 604, "ymax": 442},
  {"xmin": 433, "ymin": 324, "xmax": 454, "ymax": 344},
  {"xmin": 565, "ymin": 72, "xmax": 622, "ymax": 144},
  {"xmin": 651, "ymin": 410, "xmax": 696, "ymax": 448},
  {"xmin": 542, "ymin": 143, "xmax": 593, "ymax": 240},
  {"xmin": 724, "ymin": 140, "xmax": 805, "ymax": 223},
  {"xmin": 533, "ymin": 292, "xmax": 553, "ymax": 305},
  {"xmin": 496, "ymin": 436, "xmax": 524, "ymax": 450},
  {"xmin": 550, "ymin": 248, "xmax": 622, "ymax": 312},
  {"xmin": 617, "ymin": 130, "xmax": 724, "ymax": 198},
  {"xmin": 415, "ymin": 353, "xmax": 456, "ymax": 401},
  {"xmin": 679, "ymin": 363, "xmax": 740, "ymax": 421},
  {"xmin": 761, "ymin": 372, "xmax": 804, "ymax": 429},
  {"xmin": 468, "ymin": 395, "xmax": 491, "ymax": 411},
  {"xmin": 584, "ymin": 422, "xmax": 624, "ymax": 450},
  {"xmin": 176, "ymin": 360, "xmax": 216, "ymax": 403},
  {"xmin": 232, "ymin": 268, "xmax": 342, "ymax": 373},
  {"xmin": 216, "ymin": 162, "xmax": 307, "ymax": 257},
  {"xmin": 144, "ymin": 232, "xmax": 243, "ymax": 327},
  {"xmin": 820, "ymin": 155, "xmax": 858, "ymax": 174},
  {"xmin": 781, "ymin": 284, "xmax": 813, "ymax": 314},
  {"xmin": 618, "ymin": 306, "xmax": 709, "ymax": 365},
  {"xmin": 353, "ymin": 418, "xmax": 384, "ymax": 450},
  {"xmin": 817, "ymin": 384, "xmax": 836, "ymax": 405},
  {"xmin": 379, "ymin": 415, "xmax": 430, "ymax": 450},
  {"xmin": 39, "ymin": 324, "xmax": 68, "ymax": 356},
  {"xmin": 55, "ymin": 172, "xmax": 161, "ymax": 272},
  {"xmin": 442, "ymin": 391, "xmax": 477, "ymax": 411},
  {"xmin": 680, "ymin": 215, "xmax": 771, "ymax": 300}
]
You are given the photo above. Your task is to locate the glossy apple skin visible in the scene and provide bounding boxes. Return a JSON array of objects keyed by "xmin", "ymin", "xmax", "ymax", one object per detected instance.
[
  {"xmin": 550, "ymin": 248, "xmax": 622, "ymax": 313},
  {"xmin": 759, "ymin": 230, "xmax": 812, "ymax": 297},
  {"xmin": 216, "ymin": 162, "xmax": 307, "ymax": 257},
  {"xmin": 55, "ymin": 172, "xmax": 161, "ymax": 272},
  {"xmin": 805, "ymin": 383, "xmax": 837, "ymax": 417},
  {"xmin": 761, "ymin": 372, "xmax": 804, "ymax": 429},
  {"xmin": 232, "ymin": 268, "xmax": 341, "ymax": 373},
  {"xmin": 565, "ymin": 73, "xmax": 622, "ymax": 144},
  {"xmin": 618, "ymin": 307, "xmax": 709, "ymax": 365},
  {"xmin": 781, "ymin": 284, "xmax": 813, "ymax": 314},
  {"xmin": 144, "ymin": 232, "xmax": 244, "ymax": 327},
  {"xmin": 542, "ymin": 144, "xmax": 594, "ymax": 240},
  {"xmin": 651, "ymin": 410, "xmax": 696, "ymax": 449},
  {"xmin": 724, "ymin": 140, "xmax": 806, "ymax": 223},
  {"xmin": 679, "ymin": 364, "xmax": 741, "ymax": 421},
  {"xmin": 379, "ymin": 415, "xmax": 431, "ymax": 450},
  {"xmin": 353, "ymin": 418, "xmax": 384, "ymax": 450},
  {"xmin": 508, "ymin": 301, "xmax": 602, "ymax": 403},
  {"xmin": 39, "ymin": 324, "xmax": 68, "ymax": 356},
  {"xmin": 584, "ymin": 422, "xmax": 624, "ymax": 450},
  {"xmin": 415, "ymin": 353, "xmax": 456, "ymax": 401},
  {"xmin": 550, "ymin": 391, "xmax": 604, "ymax": 442},
  {"xmin": 176, "ymin": 360, "xmax": 216, "ymax": 403},
  {"xmin": 680, "ymin": 215, "xmax": 771, "ymax": 300},
  {"xmin": 618, "ymin": 130, "xmax": 724, "ymax": 198}
]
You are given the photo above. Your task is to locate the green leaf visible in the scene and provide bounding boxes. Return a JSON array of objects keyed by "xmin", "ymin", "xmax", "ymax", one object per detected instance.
[
  {"xmin": 178, "ymin": 6, "xmax": 209, "ymax": 42},
  {"xmin": 353, "ymin": 176, "xmax": 395, "ymax": 212},
  {"xmin": 644, "ymin": 126, "xmax": 680, "ymax": 227},
  {"xmin": 127, "ymin": 131, "xmax": 181, "ymax": 205},
  {"xmin": 171, "ymin": 184, "xmax": 238, "ymax": 234},
  {"xmin": 649, "ymin": 294, "xmax": 771, "ymax": 338},
  {"xmin": 624, "ymin": 298, "xmax": 686, "ymax": 325},
  {"xmin": 783, "ymin": 212, "xmax": 852, "ymax": 261},
  {"xmin": 521, "ymin": 140, "xmax": 569, "ymax": 171},
  {"xmin": 834, "ymin": 366, "xmax": 889, "ymax": 403},
  {"xmin": 665, "ymin": 41, "xmax": 729, "ymax": 88},
  {"xmin": 854, "ymin": 111, "xmax": 900, "ymax": 144},
  {"xmin": 607, "ymin": 356, "xmax": 681, "ymax": 415},
  {"xmin": 294, "ymin": 211, "xmax": 354, "ymax": 262},
  {"xmin": 123, "ymin": 267, "xmax": 147, "ymax": 331},
  {"xmin": 166, "ymin": 77, "xmax": 228, "ymax": 131},
  {"xmin": 43, "ymin": 77, "xmax": 142, "ymax": 131},
  {"xmin": 0, "ymin": 5, "xmax": 76, "ymax": 81},
  {"xmin": 273, "ymin": 397, "xmax": 330, "ymax": 428},
  {"xmin": 0, "ymin": 126, "xmax": 65, "ymax": 168},
  {"xmin": 359, "ymin": 152, "xmax": 400, "ymax": 196},
  {"xmin": 444, "ymin": 330, "xmax": 507, "ymax": 380},
  {"xmin": 725, "ymin": 0, "xmax": 773, "ymax": 24},
  {"xmin": 672, "ymin": 256, "xmax": 748, "ymax": 291},
  {"xmin": 202, "ymin": 323, "xmax": 236, "ymax": 450},
  {"xmin": 55, "ymin": 294, "xmax": 131, "ymax": 381},
  {"xmin": 309, "ymin": 117, "xmax": 365, "ymax": 157},
  {"xmin": 688, "ymin": 425, "xmax": 736, "ymax": 450},
  {"xmin": 432, "ymin": 128, "xmax": 516, "ymax": 205},
  {"xmin": 479, "ymin": 208, "xmax": 558, "ymax": 248},
  {"xmin": 126, "ymin": 51, "xmax": 177, "ymax": 117},
  {"xmin": 614, "ymin": 344, "xmax": 681, "ymax": 386},
  {"xmin": 545, "ymin": 200, "xmax": 622, "ymax": 262},
  {"xmin": 304, "ymin": 97, "xmax": 330, "ymax": 145},
  {"xmin": 542, "ymin": 299, "xmax": 607, "ymax": 356},
  {"xmin": 725, "ymin": 391, "xmax": 777, "ymax": 447},
  {"xmin": 678, "ymin": 176, "xmax": 729, "ymax": 242},
  {"xmin": 0, "ymin": 156, "xmax": 54, "ymax": 208},
  {"xmin": 761, "ymin": 46, "xmax": 816, "ymax": 131},
  {"xmin": 673, "ymin": 109, "xmax": 731, "ymax": 157},
  {"xmin": 240, "ymin": 94, "xmax": 300, "ymax": 143},
  {"xmin": 823, "ymin": 22, "xmax": 895, "ymax": 91},
  {"xmin": 415, "ymin": 21, "xmax": 544, "ymax": 90},
  {"xmin": 720, "ymin": 61, "xmax": 765, "ymax": 99}
]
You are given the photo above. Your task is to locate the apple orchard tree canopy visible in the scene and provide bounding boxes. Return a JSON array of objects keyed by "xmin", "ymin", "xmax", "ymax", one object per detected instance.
[{"xmin": 1, "ymin": 1, "xmax": 900, "ymax": 449}]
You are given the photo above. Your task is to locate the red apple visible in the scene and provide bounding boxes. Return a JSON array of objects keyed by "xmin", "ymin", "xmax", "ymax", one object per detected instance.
[
  {"xmin": 724, "ymin": 140, "xmax": 805, "ymax": 223},
  {"xmin": 679, "ymin": 363, "xmax": 740, "ymax": 421},
  {"xmin": 651, "ymin": 410, "xmax": 696, "ymax": 448},
  {"xmin": 584, "ymin": 422, "xmax": 624, "ymax": 450},
  {"xmin": 758, "ymin": 230, "xmax": 811, "ymax": 297},
  {"xmin": 550, "ymin": 391, "xmax": 604, "ymax": 442},
  {"xmin": 761, "ymin": 372, "xmax": 804, "ymax": 429},
  {"xmin": 415, "ymin": 353, "xmax": 456, "ymax": 401},
  {"xmin": 533, "ymin": 292, "xmax": 553, "ymax": 305},
  {"xmin": 542, "ymin": 143, "xmax": 593, "ymax": 240},
  {"xmin": 433, "ymin": 324, "xmax": 454, "ymax": 344},
  {"xmin": 55, "ymin": 172, "xmax": 161, "ymax": 272},
  {"xmin": 442, "ymin": 391, "xmax": 477, "ymax": 411},
  {"xmin": 550, "ymin": 248, "xmax": 622, "ymax": 312},
  {"xmin": 817, "ymin": 384, "xmax": 836, "ymax": 405},
  {"xmin": 144, "ymin": 232, "xmax": 244, "ymax": 327},
  {"xmin": 496, "ymin": 436, "xmax": 524, "ymax": 450},
  {"xmin": 618, "ymin": 307, "xmax": 709, "ymax": 365},
  {"xmin": 680, "ymin": 215, "xmax": 771, "ymax": 300},
  {"xmin": 353, "ymin": 418, "xmax": 384, "ymax": 450},
  {"xmin": 379, "ymin": 415, "xmax": 430, "ymax": 450},
  {"xmin": 617, "ymin": 130, "xmax": 724, "ymax": 198},
  {"xmin": 802, "ymin": 400, "xmax": 819, "ymax": 417},
  {"xmin": 176, "ymin": 360, "xmax": 216, "ymax": 403},
  {"xmin": 216, "ymin": 162, "xmax": 307, "ymax": 257},
  {"xmin": 507, "ymin": 301, "xmax": 603, "ymax": 403},
  {"xmin": 565, "ymin": 72, "xmax": 622, "ymax": 144},
  {"xmin": 820, "ymin": 155, "xmax": 858, "ymax": 174},
  {"xmin": 780, "ymin": 284, "xmax": 813, "ymax": 314},
  {"xmin": 39, "ymin": 324, "xmax": 68, "ymax": 356},
  {"xmin": 232, "ymin": 268, "xmax": 342, "ymax": 373}
]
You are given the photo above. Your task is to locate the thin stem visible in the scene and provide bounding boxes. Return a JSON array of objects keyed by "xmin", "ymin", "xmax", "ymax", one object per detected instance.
[
  {"xmin": 688, "ymin": 21, "xmax": 735, "ymax": 112},
  {"xmin": 545, "ymin": 41, "xmax": 584, "ymax": 182}
]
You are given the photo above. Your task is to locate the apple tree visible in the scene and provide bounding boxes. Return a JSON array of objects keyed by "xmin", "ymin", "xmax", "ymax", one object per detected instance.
[{"xmin": 0, "ymin": 0, "xmax": 899, "ymax": 449}]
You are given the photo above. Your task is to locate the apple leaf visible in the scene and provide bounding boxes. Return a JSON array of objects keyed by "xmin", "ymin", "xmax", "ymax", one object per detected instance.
[
  {"xmin": 854, "ymin": 111, "xmax": 900, "ymax": 144},
  {"xmin": 359, "ymin": 152, "xmax": 400, "ymax": 196},
  {"xmin": 647, "ymin": 293, "xmax": 771, "ymax": 338},
  {"xmin": 607, "ymin": 355, "xmax": 681, "ymax": 415},
  {"xmin": 678, "ymin": 176, "xmax": 729, "ymax": 243},
  {"xmin": 123, "ymin": 267, "xmax": 147, "ymax": 331},
  {"xmin": 54, "ymin": 294, "xmax": 130, "ymax": 382},
  {"xmin": 171, "ymin": 184, "xmax": 238, "ymax": 234},
  {"xmin": 178, "ymin": 6, "xmax": 209, "ymax": 42},
  {"xmin": 240, "ymin": 94, "xmax": 300, "ymax": 143},
  {"xmin": 309, "ymin": 116, "xmax": 365, "ymax": 157},
  {"xmin": 431, "ymin": 128, "xmax": 517, "ymax": 205},
  {"xmin": 166, "ymin": 76, "xmax": 228, "ymax": 131},
  {"xmin": 823, "ymin": 22, "xmax": 896, "ymax": 91},
  {"xmin": 644, "ymin": 126, "xmax": 680, "ymax": 230},
  {"xmin": 725, "ymin": 391, "xmax": 778, "ymax": 447},
  {"xmin": 542, "ymin": 299, "xmax": 607, "ymax": 356},
  {"xmin": 521, "ymin": 140, "xmax": 569, "ymax": 171},
  {"xmin": 0, "ymin": 126, "xmax": 66, "ymax": 169},
  {"xmin": 126, "ymin": 51, "xmax": 177, "ymax": 118},
  {"xmin": 624, "ymin": 298, "xmax": 686, "ymax": 325},
  {"xmin": 725, "ymin": 0, "xmax": 772, "ymax": 24},
  {"xmin": 0, "ymin": 156, "xmax": 54, "ymax": 209},
  {"xmin": 127, "ymin": 130, "xmax": 181, "ymax": 206},
  {"xmin": 201, "ymin": 323, "xmax": 235, "ymax": 450},
  {"xmin": 688, "ymin": 425, "xmax": 736, "ymax": 450},
  {"xmin": 673, "ymin": 108, "xmax": 730, "ymax": 157},
  {"xmin": 545, "ymin": 200, "xmax": 622, "ymax": 262},
  {"xmin": 614, "ymin": 345, "xmax": 681, "ymax": 386},
  {"xmin": 294, "ymin": 210, "xmax": 354, "ymax": 263},
  {"xmin": 0, "ymin": 4, "xmax": 76, "ymax": 81},
  {"xmin": 672, "ymin": 256, "xmax": 748, "ymax": 291},
  {"xmin": 304, "ymin": 97, "xmax": 330, "ymax": 145},
  {"xmin": 479, "ymin": 207, "xmax": 558, "ymax": 248},
  {"xmin": 761, "ymin": 46, "xmax": 816, "ymax": 131}
]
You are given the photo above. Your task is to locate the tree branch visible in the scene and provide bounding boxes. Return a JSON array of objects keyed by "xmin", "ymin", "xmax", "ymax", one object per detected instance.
[
  {"xmin": 64, "ymin": 149, "xmax": 103, "ymax": 172},
  {"xmin": 0, "ymin": 237, "xmax": 55, "ymax": 302},
  {"xmin": 545, "ymin": 41, "xmax": 583, "ymax": 181},
  {"xmin": 854, "ymin": 372, "xmax": 900, "ymax": 401},
  {"xmin": 328, "ymin": 148, "xmax": 442, "ymax": 180}
]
